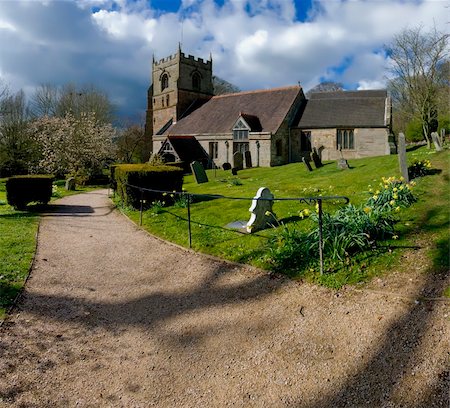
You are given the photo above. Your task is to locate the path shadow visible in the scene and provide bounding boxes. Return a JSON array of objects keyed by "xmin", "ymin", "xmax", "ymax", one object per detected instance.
[
  {"xmin": 299, "ymin": 243, "xmax": 449, "ymax": 408},
  {"xmin": 14, "ymin": 262, "xmax": 286, "ymax": 342},
  {"xmin": 26, "ymin": 203, "xmax": 115, "ymax": 217}
]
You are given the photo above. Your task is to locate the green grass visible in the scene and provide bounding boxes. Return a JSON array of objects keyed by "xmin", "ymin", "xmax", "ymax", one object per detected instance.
[
  {"xmin": 120, "ymin": 146, "xmax": 449, "ymax": 288},
  {"xmin": 0, "ymin": 179, "xmax": 104, "ymax": 319}
]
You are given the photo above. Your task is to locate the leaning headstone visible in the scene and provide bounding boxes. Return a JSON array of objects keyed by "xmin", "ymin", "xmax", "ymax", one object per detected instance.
[
  {"xmin": 397, "ymin": 132, "xmax": 409, "ymax": 183},
  {"xmin": 302, "ymin": 157, "xmax": 313, "ymax": 172},
  {"xmin": 244, "ymin": 150, "xmax": 252, "ymax": 168},
  {"xmin": 311, "ymin": 148, "xmax": 323, "ymax": 168},
  {"xmin": 223, "ymin": 162, "xmax": 231, "ymax": 171},
  {"xmin": 65, "ymin": 177, "xmax": 76, "ymax": 191},
  {"xmin": 246, "ymin": 187, "xmax": 277, "ymax": 233},
  {"xmin": 337, "ymin": 158, "xmax": 349, "ymax": 170},
  {"xmin": 431, "ymin": 132, "xmax": 443, "ymax": 152},
  {"xmin": 233, "ymin": 151, "xmax": 244, "ymax": 170},
  {"xmin": 190, "ymin": 161, "xmax": 208, "ymax": 184}
]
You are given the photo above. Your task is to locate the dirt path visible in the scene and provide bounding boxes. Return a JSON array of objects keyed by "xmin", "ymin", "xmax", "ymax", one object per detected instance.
[{"xmin": 0, "ymin": 190, "xmax": 448, "ymax": 407}]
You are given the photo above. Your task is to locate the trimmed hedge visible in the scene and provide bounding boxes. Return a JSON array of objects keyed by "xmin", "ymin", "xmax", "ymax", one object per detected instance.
[
  {"xmin": 6, "ymin": 175, "xmax": 54, "ymax": 210},
  {"xmin": 114, "ymin": 164, "xmax": 184, "ymax": 209}
]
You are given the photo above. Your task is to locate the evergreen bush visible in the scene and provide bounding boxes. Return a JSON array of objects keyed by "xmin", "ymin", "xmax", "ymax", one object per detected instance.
[
  {"xmin": 114, "ymin": 164, "xmax": 184, "ymax": 209},
  {"xmin": 6, "ymin": 175, "xmax": 54, "ymax": 210}
]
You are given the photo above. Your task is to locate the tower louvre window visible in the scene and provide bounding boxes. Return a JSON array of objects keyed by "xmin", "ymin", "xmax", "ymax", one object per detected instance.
[
  {"xmin": 161, "ymin": 73, "xmax": 169, "ymax": 91},
  {"xmin": 192, "ymin": 72, "xmax": 201, "ymax": 90}
]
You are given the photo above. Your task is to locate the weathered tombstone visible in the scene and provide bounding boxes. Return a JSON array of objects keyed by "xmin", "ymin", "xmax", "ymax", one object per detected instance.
[
  {"xmin": 397, "ymin": 132, "xmax": 409, "ymax": 183},
  {"xmin": 431, "ymin": 132, "xmax": 443, "ymax": 152},
  {"xmin": 233, "ymin": 151, "xmax": 244, "ymax": 170},
  {"xmin": 231, "ymin": 167, "xmax": 238, "ymax": 176},
  {"xmin": 244, "ymin": 150, "xmax": 252, "ymax": 168},
  {"xmin": 302, "ymin": 157, "xmax": 313, "ymax": 172},
  {"xmin": 311, "ymin": 148, "xmax": 323, "ymax": 168},
  {"xmin": 246, "ymin": 187, "xmax": 277, "ymax": 233},
  {"xmin": 337, "ymin": 158, "xmax": 349, "ymax": 170},
  {"xmin": 190, "ymin": 161, "xmax": 208, "ymax": 184},
  {"xmin": 337, "ymin": 144, "xmax": 349, "ymax": 169},
  {"xmin": 65, "ymin": 177, "xmax": 76, "ymax": 191},
  {"xmin": 223, "ymin": 162, "xmax": 231, "ymax": 171}
]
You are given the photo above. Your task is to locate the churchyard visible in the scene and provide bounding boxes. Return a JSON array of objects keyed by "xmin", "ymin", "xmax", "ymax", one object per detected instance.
[
  {"xmin": 1, "ymin": 145, "xmax": 449, "ymax": 319},
  {"xmin": 118, "ymin": 145, "xmax": 449, "ymax": 288}
]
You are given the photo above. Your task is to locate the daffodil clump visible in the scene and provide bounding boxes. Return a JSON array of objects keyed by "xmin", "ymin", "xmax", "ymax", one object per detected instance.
[
  {"xmin": 366, "ymin": 176, "xmax": 416, "ymax": 210},
  {"xmin": 408, "ymin": 159, "xmax": 432, "ymax": 179}
]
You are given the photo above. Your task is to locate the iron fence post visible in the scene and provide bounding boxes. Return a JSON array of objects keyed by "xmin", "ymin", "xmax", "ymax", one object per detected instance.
[
  {"xmin": 139, "ymin": 189, "xmax": 144, "ymax": 226},
  {"xmin": 318, "ymin": 198, "xmax": 324, "ymax": 275},
  {"xmin": 187, "ymin": 193, "xmax": 192, "ymax": 248}
]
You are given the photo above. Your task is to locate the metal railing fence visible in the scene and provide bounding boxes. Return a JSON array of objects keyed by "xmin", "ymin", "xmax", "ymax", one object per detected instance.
[{"xmin": 121, "ymin": 183, "xmax": 350, "ymax": 275}]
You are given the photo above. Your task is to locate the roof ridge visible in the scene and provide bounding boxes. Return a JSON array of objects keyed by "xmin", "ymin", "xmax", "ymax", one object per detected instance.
[{"xmin": 213, "ymin": 85, "xmax": 302, "ymax": 99}]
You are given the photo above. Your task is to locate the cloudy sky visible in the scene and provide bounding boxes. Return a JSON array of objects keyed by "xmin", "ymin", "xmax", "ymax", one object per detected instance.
[{"xmin": 0, "ymin": 0, "xmax": 447, "ymax": 120}]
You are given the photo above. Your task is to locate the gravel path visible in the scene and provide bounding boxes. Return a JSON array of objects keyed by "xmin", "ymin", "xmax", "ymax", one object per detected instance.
[{"xmin": 0, "ymin": 190, "xmax": 448, "ymax": 407}]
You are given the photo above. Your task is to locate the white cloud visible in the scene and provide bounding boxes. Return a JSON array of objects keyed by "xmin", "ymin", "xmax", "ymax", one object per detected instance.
[{"xmin": 0, "ymin": 0, "xmax": 447, "ymax": 119}]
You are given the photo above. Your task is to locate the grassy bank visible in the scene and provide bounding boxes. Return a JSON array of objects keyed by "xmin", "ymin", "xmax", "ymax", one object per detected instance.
[{"xmin": 120, "ymin": 146, "xmax": 449, "ymax": 288}]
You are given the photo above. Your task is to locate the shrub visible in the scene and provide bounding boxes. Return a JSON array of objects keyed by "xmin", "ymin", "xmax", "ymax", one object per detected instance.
[
  {"xmin": 114, "ymin": 164, "xmax": 184, "ymax": 209},
  {"xmin": 266, "ymin": 225, "xmax": 311, "ymax": 273},
  {"xmin": 6, "ymin": 175, "xmax": 54, "ymax": 209},
  {"xmin": 309, "ymin": 204, "xmax": 395, "ymax": 261}
]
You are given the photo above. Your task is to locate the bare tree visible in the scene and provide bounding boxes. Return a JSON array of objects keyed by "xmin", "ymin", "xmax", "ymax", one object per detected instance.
[
  {"xmin": 31, "ymin": 83, "xmax": 115, "ymax": 124},
  {"xmin": 30, "ymin": 83, "xmax": 59, "ymax": 117},
  {"xmin": 306, "ymin": 81, "xmax": 344, "ymax": 98},
  {"xmin": 386, "ymin": 26, "xmax": 449, "ymax": 147},
  {"xmin": 213, "ymin": 76, "xmax": 240, "ymax": 95},
  {"xmin": 0, "ymin": 90, "xmax": 35, "ymax": 176},
  {"xmin": 115, "ymin": 124, "xmax": 148, "ymax": 163}
]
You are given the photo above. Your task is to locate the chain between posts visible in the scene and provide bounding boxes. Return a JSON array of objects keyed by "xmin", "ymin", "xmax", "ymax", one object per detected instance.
[{"xmin": 123, "ymin": 183, "xmax": 349, "ymax": 274}]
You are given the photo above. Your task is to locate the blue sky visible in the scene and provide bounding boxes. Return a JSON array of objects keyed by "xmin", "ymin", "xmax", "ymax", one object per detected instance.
[{"xmin": 0, "ymin": 0, "xmax": 447, "ymax": 121}]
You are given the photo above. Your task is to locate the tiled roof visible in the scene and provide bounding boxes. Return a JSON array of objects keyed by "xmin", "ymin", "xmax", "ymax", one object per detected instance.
[
  {"xmin": 296, "ymin": 90, "xmax": 388, "ymax": 128},
  {"xmin": 166, "ymin": 86, "xmax": 302, "ymax": 135}
]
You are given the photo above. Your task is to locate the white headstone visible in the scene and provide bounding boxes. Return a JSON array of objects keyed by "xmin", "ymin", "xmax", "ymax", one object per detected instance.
[{"xmin": 246, "ymin": 187, "xmax": 277, "ymax": 233}]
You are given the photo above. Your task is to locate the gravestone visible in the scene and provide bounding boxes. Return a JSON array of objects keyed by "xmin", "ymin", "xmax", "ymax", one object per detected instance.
[
  {"xmin": 244, "ymin": 150, "xmax": 252, "ymax": 168},
  {"xmin": 311, "ymin": 147, "xmax": 323, "ymax": 168},
  {"xmin": 223, "ymin": 162, "xmax": 231, "ymax": 171},
  {"xmin": 233, "ymin": 151, "xmax": 244, "ymax": 170},
  {"xmin": 65, "ymin": 177, "xmax": 76, "ymax": 191},
  {"xmin": 190, "ymin": 161, "xmax": 208, "ymax": 184},
  {"xmin": 431, "ymin": 132, "xmax": 443, "ymax": 152},
  {"xmin": 302, "ymin": 157, "xmax": 313, "ymax": 172},
  {"xmin": 246, "ymin": 187, "xmax": 277, "ymax": 233},
  {"xmin": 231, "ymin": 168, "xmax": 238, "ymax": 176},
  {"xmin": 337, "ymin": 158, "xmax": 349, "ymax": 170},
  {"xmin": 397, "ymin": 132, "xmax": 409, "ymax": 183}
]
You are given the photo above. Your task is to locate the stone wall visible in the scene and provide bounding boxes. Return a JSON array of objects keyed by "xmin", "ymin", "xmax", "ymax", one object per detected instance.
[
  {"xmin": 270, "ymin": 89, "xmax": 306, "ymax": 166},
  {"xmin": 305, "ymin": 128, "xmax": 391, "ymax": 160}
]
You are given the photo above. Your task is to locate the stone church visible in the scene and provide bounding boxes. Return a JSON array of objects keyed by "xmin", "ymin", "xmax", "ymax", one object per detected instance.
[{"xmin": 145, "ymin": 48, "xmax": 394, "ymax": 168}]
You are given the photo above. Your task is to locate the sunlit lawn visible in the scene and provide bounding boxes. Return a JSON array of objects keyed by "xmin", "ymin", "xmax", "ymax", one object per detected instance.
[{"xmin": 121, "ymin": 146, "xmax": 449, "ymax": 286}]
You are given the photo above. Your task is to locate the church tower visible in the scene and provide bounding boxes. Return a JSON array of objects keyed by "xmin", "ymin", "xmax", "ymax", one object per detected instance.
[{"xmin": 147, "ymin": 46, "xmax": 214, "ymax": 139}]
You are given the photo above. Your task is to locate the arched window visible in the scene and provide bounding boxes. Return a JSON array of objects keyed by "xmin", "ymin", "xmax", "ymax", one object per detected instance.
[
  {"xmin": 192, "ymin": 72, "xmax": 201, "ymax": 90},
  {"xmin": 161, "ymin": 73, "xmax": 169, "ymax": 91}
]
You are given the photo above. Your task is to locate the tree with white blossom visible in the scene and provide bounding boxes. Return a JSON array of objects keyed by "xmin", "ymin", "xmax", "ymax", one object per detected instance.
[{"xmin": 31, "ymin": 112, "xmax": 116, "ymax": 179}]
